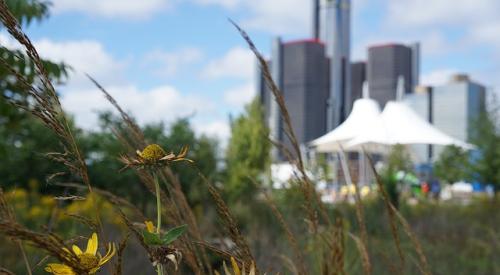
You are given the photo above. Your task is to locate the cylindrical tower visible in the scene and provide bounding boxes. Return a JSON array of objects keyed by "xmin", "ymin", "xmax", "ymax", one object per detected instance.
[{"xmin": 326, "ymin": 0, "xmax": 351, "ymax": 130}]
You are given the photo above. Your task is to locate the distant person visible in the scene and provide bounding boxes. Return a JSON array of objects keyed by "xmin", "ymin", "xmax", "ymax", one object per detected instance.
[
  {"xmin": 430, "ymin": 179, "xmax": 441, "ymax": 200},
  {"xmin": 422, "ymin": 182, "xmax": 430, "ymax": 197}
]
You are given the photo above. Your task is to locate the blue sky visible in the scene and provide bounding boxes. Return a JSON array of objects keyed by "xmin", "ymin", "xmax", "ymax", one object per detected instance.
[{"xmin": 4, "ymin": 0, "xmax": 499, "ymax": 141}]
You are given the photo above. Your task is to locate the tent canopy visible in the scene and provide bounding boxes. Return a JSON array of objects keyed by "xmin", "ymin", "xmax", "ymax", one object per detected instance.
[
  {"xmin": 311, "ymin": 77, "xmax": 473, "ymax": 153},
  {"xmin": 310, "ymin": 97, "xmax": 381, "ymax": 152},
  {"xmin": 347, "ymin": 101, "xmax": 475, "ymax": 149}
]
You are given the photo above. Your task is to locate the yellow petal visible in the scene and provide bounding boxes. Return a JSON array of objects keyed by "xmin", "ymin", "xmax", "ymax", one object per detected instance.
[
  {"xmin": 231, "ymin": 257, "xmax": 241, "ymax": 275},
  {"xmin": 72, "ymin": 245, "xmax": 83, "ymax": 255},
  {"xmin": 45, "ymin": 263, "xmax": 75, "ymax": 275},
  {"xmin": 145, "ymin": 221, "xmax": 155, "ymax": 233},
  {"xmin": 85, "ymin": 232, "xmax": 98, "ymax": 255},
  {"xmin": 98, "ymin": 243, "xmax": 116, "ymax": 266}
]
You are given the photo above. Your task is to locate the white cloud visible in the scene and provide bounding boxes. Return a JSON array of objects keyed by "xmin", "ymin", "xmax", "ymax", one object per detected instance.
[
  {"xmin": 223, "ymin": 82, "xmax": 255, "ymax": 107},
  {"xmin": 240, "ymin": 0, "xmax": 311, "ymax": 35},
  {"xmin": 0, "ymin": 32, "xmax": 22, "ymax": 50},
  {"xmin": 421, "ymin": 68, "xmax": 458, "ymax": 86},
  {"xmin": 192, "ymin": 0, "xmax": 310, "ymax": 35},
  {"xmin": 195, "ymin": 120, "xmax": 231, "ymax": 141},
  {"xmin": 35, "ymin": 39, "xmax": 125, "ymax": 88},
  {"xmin": 194, "ymin": 0, "xmax": 240, "ymax": 9},
  {"xmin": 0, "ymin": 35, "xmax": 125, "ymax": 88},
  {"xmin": 145, "ymin": 47, "xmax": 203, "ymax": 77},
  {"xmin": 469, "ymin": 22, "xmax": 500, "ymax": 53},
  {"xmin": 52, "ymin": 0, "xmax": 168, "ymax": 19},
  {"xmin": 387, "ymin": 0, "xmax": 500, "ymax": 28},
  {"xmin": 61, "ymin": 85, "xmax": 214, "ymax": 130},
  {"xmin": 202, "ymin": 47, "xmax": 254, "ymax": 79}
]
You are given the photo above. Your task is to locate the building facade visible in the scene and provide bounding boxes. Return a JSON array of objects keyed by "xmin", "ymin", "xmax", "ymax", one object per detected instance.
[
  {"xmin": 260, "ymin": 39, "xmax": 330, "ymax": 160},
  {"xmin": 326, "ymin": 0, "xmax": 352, "ymax": 130},
  {"xmin": 350, "ymin": 61, "xmax": 366, "ymax": 113},
  {"xmin": 432, "ymin": 74, "xmax": 486, "ymax": 156},
  {"xmin": 404, "ymin": 74, "xmax": 486, "ymax": 162},
  {"xmin": 368, "ymin": 43, "xmax": 419, "ymax": 107}
]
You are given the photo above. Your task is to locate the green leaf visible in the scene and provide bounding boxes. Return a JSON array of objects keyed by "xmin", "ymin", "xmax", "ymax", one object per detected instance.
[
  {"xmin": 142, "ymin": 230, "xmax": 162, "ymax": 245},
  {"xmin": 161, "ymin": 224, "xmax": 187, "ymax": 245}
]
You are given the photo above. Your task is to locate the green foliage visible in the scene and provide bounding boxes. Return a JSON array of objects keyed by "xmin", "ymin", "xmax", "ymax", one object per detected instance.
[
  {"xmin": 469, "ymin": 101, "xmax": 500, "ymax": 190},
  {"xmin": 161, "ymin": 224, "xmax": 188, "ymax": 245},
  {"xmin": 225, "ymin": 98, "xmax": 270, "ymax": 202},
  {"xmin": 0, "ymin": 0, "xmax": 68, "ymax": 188},
  {"xmin": 434, "ymin": 145, "xmax": 469, "ymax": 183},
  {"xmin": 0, "ymin": 114, "xmax": 72, "ymax": 189},
  {"xmin": 4, "ymin": 0, "xmax": 51, "ymax": 25},
  {"xmin": 1, "ymin": 0, "xmax": 68, "ymax": 125},
  {"xmin": 380, "ymin": 144, "xmax": 413, "ymax": 207},
  {"xmin": 142, "ymin": 225, "xmax": 187, "ymax": 246},
  {"xmin": 79, "ymin": 113, "xmax": 220, "ymax": 208},
  {"xmin": 385, "ymin": 144, "xmax": 413, "ymax": 173},
  {"xmin": 142, "ymin": 118, "xmax": 220, "ymax": 206}
]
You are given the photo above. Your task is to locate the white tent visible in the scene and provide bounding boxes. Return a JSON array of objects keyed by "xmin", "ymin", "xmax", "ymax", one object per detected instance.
[
  {"xmin": 310, "ymin": 84, "xmax": 382, "ymax": 152},
  {"xmin": 347, "ymin": 77, "xmax": 474, "ymax": 150},
  {"xmin": 347, "ymin": 101, "xmax": 474, "ymax": 149}
]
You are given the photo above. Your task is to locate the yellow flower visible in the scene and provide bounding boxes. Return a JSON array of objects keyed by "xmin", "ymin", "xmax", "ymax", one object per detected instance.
[
  {"xmin": 120, "ymin": 144, "xmax": 192, "ymax": 170},
  {"xmin": 45, "ymin": 233, "xmax": 116, "ymax": 275},
  {"xmin": 145, "ymin": 220, "xmax": 156, "ymax": 233},
  {"xmin": 139, "ymin": 144, "xmax": 167, "ymax": 162}
]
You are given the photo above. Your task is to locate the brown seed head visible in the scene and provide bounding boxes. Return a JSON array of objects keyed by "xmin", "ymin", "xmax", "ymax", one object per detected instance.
[
  {"xmin": 139, "ymin": 144, "xmax": 166, "ymax": 162},
  {"xmin": 78, "ymin": 253, "xmax": 99, "ymax": 270}
]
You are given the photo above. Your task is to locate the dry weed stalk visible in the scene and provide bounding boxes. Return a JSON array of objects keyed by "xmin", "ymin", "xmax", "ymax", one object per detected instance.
[
  {"xmin": 365, "ymin": 152, "xmax": 405, "ymax": 271},
  {"xmin": 112, "ymin": 233, "xmax": 130, "ymax": 275},
  {"xmin": 89, "ymin": 75, "xmax": 213, "ymax": 274},
  {"xmin": 366, "ymin": 152, "xmax": 431, "ymax": 275},
  {"xmin": 337, "ymin": 147, "xmax": 371, "ymax": 274},
  {"xmin": 230, "ymin": 20, "xmax": 326, "ymax": 232},
  {"xmin": 260, "ymin": 187, "xmax": 307, "ymax": 275},
  {"xmin": 198, "ymin": 171, "xmax": 257, "ymax": 272},
  {"xmin": 390, "ymin": 204, "xmax": 431, "ymax": 275},
  {"xmin": 0, "ymin": 0, "xmax": 106, "ymax": 242}
]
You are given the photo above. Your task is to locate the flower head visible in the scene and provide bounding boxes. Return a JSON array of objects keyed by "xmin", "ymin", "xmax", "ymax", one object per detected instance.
[
  {"xmin": 145, "ymin": 220, "xmax": 156, "ymax": 233},
  {"xmin": 45, "ymin": 233, "xmax": 115, "ymax": 275},
  {"xmin": 120, "ymin": 144, "xmax": 192, "ymax": 170}
]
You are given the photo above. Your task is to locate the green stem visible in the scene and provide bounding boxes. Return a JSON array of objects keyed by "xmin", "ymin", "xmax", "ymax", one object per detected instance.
[
  {"xmin": 153, "ymin": 171, "xmax": 164, "ymax": 275},
  {"xmin": 154, "ymin": 172, "xmax": 162, "ymax": 234}
]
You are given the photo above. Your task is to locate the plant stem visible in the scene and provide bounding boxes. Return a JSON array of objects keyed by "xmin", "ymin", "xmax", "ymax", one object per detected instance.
[
  {"xmin": 153, "ymin": 171, "xmax": 164, "ymax": 275},
  {"xmin": 154, "ymin": 172, "xmax": 162, "ymax": 234}
]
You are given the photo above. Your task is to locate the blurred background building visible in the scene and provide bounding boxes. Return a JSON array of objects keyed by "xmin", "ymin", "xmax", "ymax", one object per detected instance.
[
  {"xmin": 259, "ymin": 0, "xmax": 486, "ymax": 164},
  {"xmin": 405, "ymin": 74, "xmax": 486, "ymax": 162},
  {"xmin": 367, "ymin": 43, "xmax": 420, "ymax": 107}
]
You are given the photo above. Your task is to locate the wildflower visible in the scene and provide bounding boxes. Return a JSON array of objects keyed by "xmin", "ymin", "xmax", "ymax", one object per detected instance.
[
  {"xmin": 141, "ymin": 221, "xmax": 186, "ymax": 270},
  {"xmin": 45, "ymin": 232, "xmax": 115, "ymax": 275},
  {"xmin": 145, "ymin": 220, "xmax": 156, "ymax": 233},
  {"xmin": 120, "ymin": 144, "xmax": 192, "ymax": 170},
  {"xmin": 217, "ymin": 257, "xmax": 256, "ymax": 275}
]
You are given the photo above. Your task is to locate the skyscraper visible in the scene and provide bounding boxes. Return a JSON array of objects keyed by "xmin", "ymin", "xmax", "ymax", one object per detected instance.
[
  {"xmin": 404, "ymin": 74, "xmax": 486, "ymax": 162},
  {"xmin": 326, "ymin": 0, "xmax": 351, "ymax": 130},
  {"xmin": 432, "ymin": 74, "xmax": 486, "ymax": 156},
  {"xmin": 367, "ymin": 43, "xmax": 419, "ymax": 107},
  {"xmin": 349, "ymin": 61, "xmax": 366, "ymax": 114},
  {"xmin": 260, "ymin": 0, "xmax": 351, "ymax": 161}
]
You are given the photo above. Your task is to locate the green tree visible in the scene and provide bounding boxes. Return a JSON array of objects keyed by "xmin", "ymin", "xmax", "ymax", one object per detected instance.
[
  {"xmin": 380, "ymin": 144, "xmax": 413, "ymax": 207},
  {"xmin": 1, "ymin": 0, "xmax": 68, "ymax": 125},
  {"xmin": 434, "ymin": 145, "xmax": 469, "ymax": 184},
  {"xmin": 79, "ymin": 113, "xmax": 220, "ymax": 209},
  {"xmin": 225, "ymin": 98, "xmax": 270, "ymax": 202},
  {"xmin": 0, "ymin": 0, "xmax": 68, "ymax": 188},
  {"xmin": 469, "ymin": 100, "xmax": 500, "ymax": 191}
]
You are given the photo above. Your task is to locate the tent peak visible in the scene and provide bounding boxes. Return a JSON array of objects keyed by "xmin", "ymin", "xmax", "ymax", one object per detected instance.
[{"xmin": 362, "ymin": 81, "xmax": 369, "ymax": 99}]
